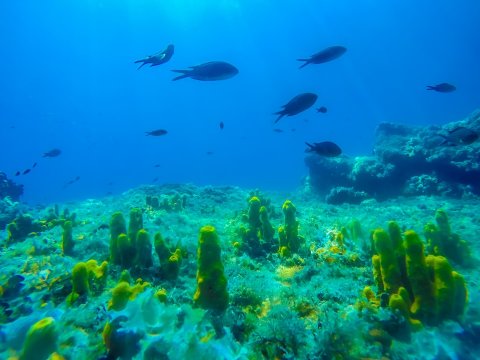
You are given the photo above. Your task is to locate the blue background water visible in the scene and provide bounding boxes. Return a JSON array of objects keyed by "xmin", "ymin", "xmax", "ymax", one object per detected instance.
[{"xmin": 1, "ymin": 0, "xmax": 479, "ymax": 204}]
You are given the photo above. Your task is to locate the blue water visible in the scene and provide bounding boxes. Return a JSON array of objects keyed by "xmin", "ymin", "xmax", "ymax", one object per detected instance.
[{"xmin": 1, "ymin": 0, "xmax": 479, "ymax": 204}]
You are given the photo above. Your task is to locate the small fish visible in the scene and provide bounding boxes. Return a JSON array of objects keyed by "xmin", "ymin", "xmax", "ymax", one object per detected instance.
[
  {"xmin": 15, "ymin": 171, "xmax": 20, "ymax": 176},
  {"xmin": 426, "ymin": 83, "xmax": 456, "ymax": 93},
  {"xmin": 154, "ymin": 164, "xmax": 161, "ymax": 168},
  {"xmin": 32, "ymin": 162, "xmax": 37, "ymax": 168},
  {"xmin": 298, "ymin": 46, "xmax": 347, "ymax": 69},
  {"xmin": 135, "ymin": 44, "xmax": 174, "ymax": 70},
  {"xmin": 291, "ymin": 128, "xmax": 296, "ymax": 132},
  {"xmin": 152, "ymin": 177, "xmax": 159, "ymax": 182},
  {"xmin": 206, "ymin": 151, "xmax": 214, "ymax": 155},
  {"xmin": 146, "ymin": 129, "xmax": 168, "ymax": 136},
  {"xmin": 172, "ymin": 61, "xmax": 239, "ymax": 81},
  {"xmin": 23, "ymin": 169, "xmax": 31, "ymax": 175},
  {"xmin": 43, "ymin": 148, "xmax": 62, "ymax": 158},
  {"xmin": 317, "ymin": 106, "xmax": 328, "ymax": 113},
  {"xmin": 274, "ymin": 93, "xmax": 318, "ymax": 123},
  {"xmin": 273, "ymin": 129, "xmax": 284, "ymax": 133},
  {"xmin": 439, "ymin": 127, "xmax": 478, "ymax": 146},
  {"xmin": 63, "ymin": 176, "xmax": 80, "ymax": 188},
  {"xmin": 219, "ymin": 121, "xmax": 224, "ymax": 130},
  {"xmin": 305, "ymin": 141, "xmax": 342, "ymax": 157}
]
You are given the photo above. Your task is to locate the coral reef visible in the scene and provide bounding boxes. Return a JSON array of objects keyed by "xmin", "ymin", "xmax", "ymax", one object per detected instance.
[
  {"xmin": 0, "ymin": 183, "xmax": 478, "ymax": 360},
  {"xmin": 0, "ymin": 172, "xmax": 23, "ymax": 202}
]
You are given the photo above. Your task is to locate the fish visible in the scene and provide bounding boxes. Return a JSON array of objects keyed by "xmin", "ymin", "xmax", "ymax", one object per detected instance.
[
  {"xmin": 32, "ymin": 162, "xmax": 37, "ymax": 168},
  {"xmin": 297, "ymin": 46, "xmax": 347, "ymax": 69},
  {"xmin": 273, "ymin": 129, "xmax": 284, "ymax": 133},
  {"xmin": 219, "ymin": 121, "xmax": 224, "ymax": 130},
  {"xmin": 15, "ymin": 171, "xmax": 20, "ymax": 176},
  {"xmin": 305, "ymin": 141, "xmax": 342, "ymax": 157},
  {"xmin": 274, "ymin": 93, "xmax": 318, "ymax": 123},
  {"xmin": 152, "ymin": 177, "xmax": 159, "ymax": 182},
  {"xmin": 22, "ymin": 169, "xmax": 31, "ymax": 175},
  {"xmin": 64, "ymin": 176, "xmax": 80, "ymax": 188},
  {"xmin": 134, "ymin": 44, "xmax": 174, "ymax": 70},
  {"xmin": 146, "ymin": 129, "xmax": 168, "ymax": 136},
  {"xmin": 317, "ymin": 106, "xmax": 328, "ymax": 113},
  {"xmin": 154, "ymin": 164, "xmax": 161, "ymax": 168},
  {"xmin": 426, "ymin": 83, "xmax": 456, "ymax": 92},
  {"xmin": 172, "ymin": 61, "xmax": 239, "ymax": 81},
  {"xmin": 43, "ymin": 148, "xmax": 62, "ymax": 157},
  {"xmin": 439, "ymin": 127, "xmax": 478, "ymax": 146},
  {"xmin": 206, "ymin": 151, "xmax": 214, "ymax": 155}
]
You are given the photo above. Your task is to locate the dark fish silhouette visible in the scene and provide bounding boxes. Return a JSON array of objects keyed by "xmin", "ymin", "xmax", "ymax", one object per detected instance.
[
  {"xmin": 146, "ymin": 129, "xmax": 168, "ymax": 136},
  {"xmin": 154, "ymin": 164, "xmax": 161, "ymax": 168},
  {"xmin": 317, "ymin": 106, "xmax": 328, "ymax": 113},
  {"xmin": 23, "ymin": 169, "xmax": 31, "ymax": 175},
  {"xmin": 32, "ymin": 162, "xmax": 37, "ymax": 168},
  {"xmin": 43, "ymin": 148, "xmax": 62, "ymax": 158},
  {"xmin": 206, "ymin": 151, "xmax": 214, "ymax": 155},
  {"xmin": 134, "ymin": 44, "xmax": 174, "ymax": 70},
  {"xmin": 298, "ymin": 46, "xmax": 347, "ymax": 69},
  {"xmin": 64, "ymin": 176, "xmax": 80, "ymax": 188},
  {"xmin": 219, "ymin": 121, "xmax": 224, "ymax": 130},
  {"xmin": 305, "ymin": 141, "xmax": 342, "ymax": 157},
  {"xmin": 274, "ymin": 93, "xmax": 318, "ymax": 123},
  {"xmin": 15, "ymin": 171, "xmax": 20, "ymax": 176},
  {"xmin": 273, "ymin": 129, "xmax": 284, "ymax": 133},
  {"xmin": 427, "ymin": 83, "xmax": 456, "ymax": 93},
  {"xmin": 439, "ymin": 127, "xmax": 478, "ymax": 146},
  {"xmin": 172, "ymin": 61, "xmax": 238, "ymax": 81}
]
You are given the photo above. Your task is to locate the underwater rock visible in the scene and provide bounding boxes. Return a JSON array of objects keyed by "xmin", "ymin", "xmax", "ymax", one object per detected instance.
[
  {"xmin": 0, "ymin": 197, "xmax": 21, "ymax": 229},
  {"xmin": 305, "ymin": 109, "xmax": 480, "ymax": 200},
  {"xmin": 0, "ymin": 172, "xmax": 23, "ymax": 201},
  {"xmin": 325, "ymin": 187, "xmax": 369, "ymax": 205}
]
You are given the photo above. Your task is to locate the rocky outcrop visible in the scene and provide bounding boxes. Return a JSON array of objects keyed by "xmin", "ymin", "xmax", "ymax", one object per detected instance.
[{"xmin": 305, "ymin": 109, "xmax": 480, "ymax": 203}]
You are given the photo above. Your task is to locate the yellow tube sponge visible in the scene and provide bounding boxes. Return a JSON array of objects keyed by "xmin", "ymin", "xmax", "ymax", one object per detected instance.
[
  {"xmin": 193, "ymin": 226, "xmax": 228, "ymax": 313},
  {"xmin": 373, "ymin": 229, "xmax": 401, "ymax": 294},
  {"xmin": 86, "ymin": 259, "xmax": 108, "ymax": 295},
  {"xmin": 426, "ymin": 255, "xmax": 468, "ymax": 323},
  {"xmin": 404, "ymin": 230, "xmax": 435, "ymax": 323},
  {"xmin": 20, "ymin": 317, "xmax": 58, "ymax": 360},
  {"xmin": 67, "ymin": 262, "xmax": 89, "ymax": 305},
  {"xmin": 279, "ymin": 200, "xmax": 303, "ymax": 254},
  {"xmin": 135, "ymin": 229, "xmax": 153, "ymax": 268},
  {"xmin": 388, "ymin": 293, "xmax": 422, "ymax": 331},
  {"xmin": 61, "ymin": 220, "xmax": 74, "ymax": 256},
  {"xmin": 372, "ymin": 255, "xmax": 384, "ymax": 293},
  {"xmin": 108, "ymin": 279, "xmax": 150, "ymax": 311},
  {"xmin": 110, "ymin": 212, "xmax": 127, "ymax": 265},
  {"xmin": 452, "ymin": 271, "xmax": 468, "ymax": 319}
]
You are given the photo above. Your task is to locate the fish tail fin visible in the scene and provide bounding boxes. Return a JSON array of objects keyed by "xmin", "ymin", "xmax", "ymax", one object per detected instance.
[
  {"xmin": 273, "ymin": 112, "xmax": 285, "ymax": 124},
  {"xmin": 297, "ymin": 59, "xmax": 309, "ymax": 69},
  {"xmin": 135, "ymin": 61, "xmax": 147, "ymax": 70},
  {"xmin": 171, "ymin": 69, "xmax": 190, "ymax": 81},
  {"xmin": 305, "ymin": 142, "xmax": 314, "ymax": 152},
  {"xmin": 426, "ymin": 86, "xmax": 434, "ymax": 90}
]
